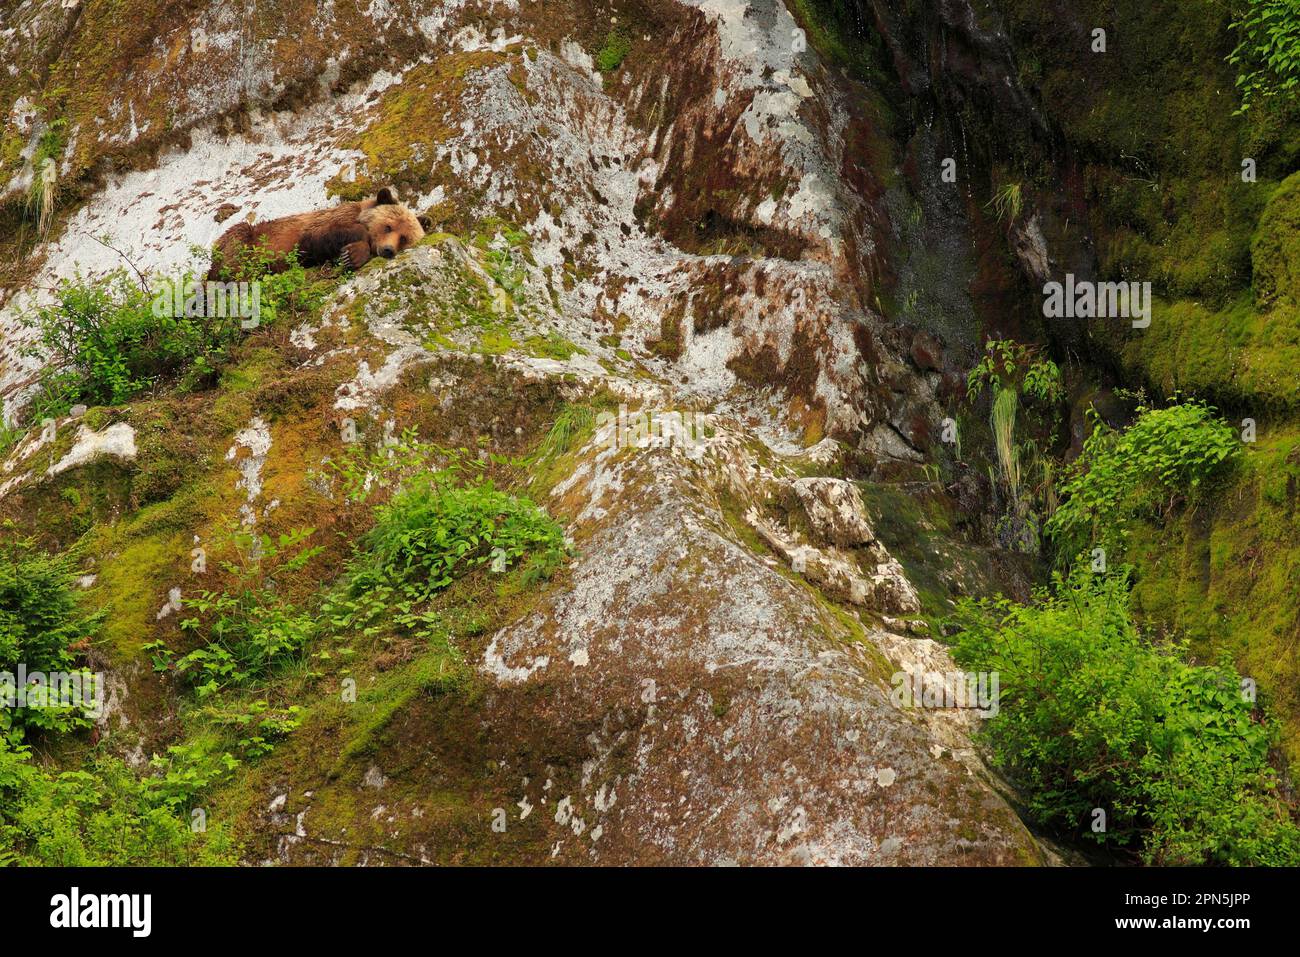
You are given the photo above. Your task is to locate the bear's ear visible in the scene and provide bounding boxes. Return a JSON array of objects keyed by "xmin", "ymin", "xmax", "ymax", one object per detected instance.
[
  {"xmin": 417, "ymin": 215, "xmax": 433, "ymax": 231},
  {"xmin": 375, "ymin": 187, "xmax": 397, "ymax": 205}
]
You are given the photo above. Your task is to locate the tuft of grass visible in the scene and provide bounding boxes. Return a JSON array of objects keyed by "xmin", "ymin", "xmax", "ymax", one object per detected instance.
[
  {"xmin": 991, "ymin": 386, "xmax": 1021, "ymax": 504},
  {"xmin": 985, "ymin": 181, "xmax": 1023, "ymax": 225},
  {"xmin": 535, "ymin": 403, "xmax": 595, "ymax": 461},
  {"xmin": 26, "ymin": 118, "xmax": 66, "ymax": 240}
]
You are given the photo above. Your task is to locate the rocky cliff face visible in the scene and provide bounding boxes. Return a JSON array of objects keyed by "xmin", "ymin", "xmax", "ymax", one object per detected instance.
[
  {"xmin": 0, "ymin": 0, "xmax": 1048, "ymax": 864},
  {"xmin": 840, "ymin": 0, "xmax": 1300, "ymax": 770},
  {"xmin": 23, "ymin": 0, "xmax": 1290, "ymax": 865}
]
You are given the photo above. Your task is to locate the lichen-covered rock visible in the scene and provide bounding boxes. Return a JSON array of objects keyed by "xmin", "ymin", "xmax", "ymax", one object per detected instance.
[
  {"xmin": 788, "ymin": 477, "xmax": 877, "ymax": 547},
  {"xmin": 476, "ymin": 425, "xmax": 1041, "ymax": 864},
  {"xmin": 0, "ymin": 417, "xmax": 137, "ymax": 499},
  {"xmin": 0, "ymin": 0, "xmax": 1056, "ymax": 866},
  {"xmin": 1, "ymin": 0, "xmax": 946, "ymax": 464}
]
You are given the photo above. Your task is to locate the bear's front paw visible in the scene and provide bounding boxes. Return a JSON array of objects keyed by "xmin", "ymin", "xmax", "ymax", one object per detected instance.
[{"xmin": 340, "ymin": 240, "xmax": 372, "ymax": 271}]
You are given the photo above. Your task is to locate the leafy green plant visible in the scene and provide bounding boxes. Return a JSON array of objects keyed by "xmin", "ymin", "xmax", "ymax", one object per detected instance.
[
  {"xmin": 1045, "ymin": 400, "xmax": 1242, "ymax": 563},
  {"xmin": 482, "ymin": 244, "xmax": 527, "ymax": 299},
  {"xmin": 326, "ymin": 427, "xmax": 493, "ymax": 504},
  {"xmin": 317, "ymin": 423, "xmax": 566, "ymax": 660},
  {"xmin": 966, "ymin": 339, "xmax": 1063, "ymax": 409},
  {"xmin": 1022, "ymin": 357, "xmax": 1065, "ymax": 408},
  {"xmin": 0, "ymin": 738, "xmax": 236, "ymax": 865},
  {"xmin": 325, "ymin": 465, "xmax": 568, "ymax": 650},
  {"xmin": 949, "ymin": 566, "xmax": 1300, "ymax": 865},
  {"xmin": 206, "ymin": 241, "xmax": 329, "ymax": 326},
  {"xmin": 355, "ymin": 475, "xmax": 567, "ymax": 603},
  {"xmin": 145, "ymin": 739, "xmax": 242, "ymax": 812},
  {"xmin": 0, "ymin": 536, "xmax": 101, "ymax": 744},
  {"xmin": 1229, "ymin": 0, "xmax": 1300, "ymax": 113},
  {"xmin": 21, "ymin": 268, "xmax": 242, "ymax": 419},
  {"xmin": 966, "ymin": 340, "xmax": 1065, "ymax": 552},
  {"xmin": 197, "ymin": 699, "xmax": 303, "ymax": 760},
  {"xmin": 137, "ymin": 703, "xmax": 297, "ymax": 822},
  {"xmin": 175, "ymin": 527, "xmax": 321, "ymax": 697}
]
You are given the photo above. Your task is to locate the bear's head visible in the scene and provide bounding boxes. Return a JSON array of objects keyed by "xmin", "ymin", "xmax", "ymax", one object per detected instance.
[{"xmin": 358, "ymin": 187, "xmax": 432, "ymax": 260}]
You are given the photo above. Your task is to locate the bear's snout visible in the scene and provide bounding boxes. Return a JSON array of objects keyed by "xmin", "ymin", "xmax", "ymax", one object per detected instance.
[{"xmin": 379, "ymin": 247, "xmax": 396, "ymax": 259}]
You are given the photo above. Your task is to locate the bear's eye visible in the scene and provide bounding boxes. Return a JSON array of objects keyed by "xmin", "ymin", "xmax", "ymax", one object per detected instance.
[{"xmin": 399, "ymin": 236, "xmax": 408, "ymax": 248}]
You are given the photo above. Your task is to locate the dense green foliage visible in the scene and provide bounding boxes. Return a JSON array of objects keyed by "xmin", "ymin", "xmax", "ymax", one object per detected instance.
[
  {"xmin": 0, "ymin": 739, "xmax": 235, "ymax": 865},
  {"xmin": 950, "ymin": 568, "xmax": 1300, "ymax": 864},
  {"xmin": 1230, "ymin": 0, "xmax": 1300, "ymax": 113},
  {"xmin": 174, "ymin": 528, "xmax": 322, "ymax": 697},
  {"xmin": 0, "ymin": 537, "xmax": 239, "ymax": 865},
  {"xmin": 21, "ymin": 251, "xmax": 324, "ymax": 421},
  {"xmin": 0, "ymin": 537, "xmax": 100, "ymax": 743},
  {"xmin": 351, "ymin": 474, "xmax": 567, "ymax": 605},
  {"xmin": 22, "ymin": 269, "xmax": 237, "ymax": 419},
  {"xmin": 1046, "ymin": 401, "xmax": 1242, "ymax": 562}
]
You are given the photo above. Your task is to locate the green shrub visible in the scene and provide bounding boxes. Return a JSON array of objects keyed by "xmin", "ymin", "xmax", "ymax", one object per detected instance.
[
  {"xmin": 355, "ymin": 475, "xmax": 567, "ymax": 604},
  {"xmin": 320, "ymin": 431, "xmax": 565, "ymax": 656},
  {"xmin": 25, "ymin": 118, "xmax": 65, "ymax": 237},
  {"xmin": 144, "ymin": 738, "xmax": 243, "ymax": 813},
  {"xmin": 949, "ymin": 567, "xmax": 1300, "ymax": 865},
  {"xmin": 145, "ymin": 699, "xmax": 301, "ymax": 811},
  {"xmin": 1046, "ymin": 400, "xmax": 1241, "ymax": 562},
  {"xmin": 21, "ymin": 269, "xmax": 242, "ymax": 419},
  {"xmin": 205, "ymin": 241, "xmax": 328, "ymax": 324},
  {"xmin": 0, "ymin": 739, "xmax": 236, "ymax": 866},
  {"xmin": 0, "ymin": 537, "xmax": 101, "ymax": 744},
  {"xmin": 1230, "ymin": 0, "xmax": 1300, "ymax": 113},
  {"xmin": 22, "ymin": 249, "xmax": 327, "ymax": 421},
  {"xmin": 200, "ymin": 699, "xmax": 303, "ymax": 760},
  {"xmin": 481, "ymin": 244, "xmax": 526, "ymax": 298}
]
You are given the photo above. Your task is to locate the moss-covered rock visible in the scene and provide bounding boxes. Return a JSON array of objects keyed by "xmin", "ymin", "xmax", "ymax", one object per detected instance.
[{"xmin": 1253, "ymin": 171, "xmax": 1300, "ymax": 310}]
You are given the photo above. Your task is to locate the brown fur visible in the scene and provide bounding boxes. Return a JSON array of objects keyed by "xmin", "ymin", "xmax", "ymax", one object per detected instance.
[{"xmin": 207, "ymin": 187, "xmax": 430, "ymax": 280}]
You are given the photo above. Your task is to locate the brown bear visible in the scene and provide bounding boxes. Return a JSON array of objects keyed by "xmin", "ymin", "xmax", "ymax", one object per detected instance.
[{"xmin": 207, "ymin": 187, "xmax": 431, "ymax": 280}]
